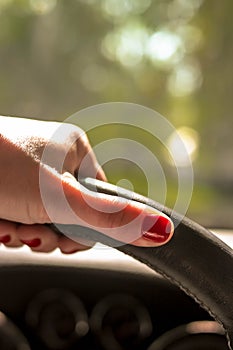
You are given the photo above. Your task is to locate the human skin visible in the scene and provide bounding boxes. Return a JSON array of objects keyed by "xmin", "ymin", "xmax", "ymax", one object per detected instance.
[{"xmin": 0, "ymin": 116, "xmax": 174, "ymax": 254}]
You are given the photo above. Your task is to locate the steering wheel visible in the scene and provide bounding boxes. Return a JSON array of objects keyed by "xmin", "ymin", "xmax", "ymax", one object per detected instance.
[{"xmin": 50, "ymin": 177, "xmax": 233, "ymax": 350}]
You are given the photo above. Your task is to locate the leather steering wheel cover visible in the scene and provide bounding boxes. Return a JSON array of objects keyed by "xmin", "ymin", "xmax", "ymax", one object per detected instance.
[{"xmin": 80, "ymin": 178, "xmax": 233, "ymax": 349}]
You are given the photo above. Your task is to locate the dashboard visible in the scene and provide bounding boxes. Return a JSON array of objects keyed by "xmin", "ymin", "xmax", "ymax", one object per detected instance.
[{"xmin": 0, "ymin": 230, "xmax": 232, "ymax": 350}]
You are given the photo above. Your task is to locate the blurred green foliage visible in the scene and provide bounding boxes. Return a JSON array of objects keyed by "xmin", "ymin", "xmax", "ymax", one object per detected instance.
[{"xmin": 0, "ymin": 0, "xmax": 232, "ymax": 227}]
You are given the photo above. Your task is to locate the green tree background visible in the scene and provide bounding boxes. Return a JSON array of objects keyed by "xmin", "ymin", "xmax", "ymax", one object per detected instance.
[{"xmin": 0, "ymin": 0, "xmax": 232, "ymax": 227}]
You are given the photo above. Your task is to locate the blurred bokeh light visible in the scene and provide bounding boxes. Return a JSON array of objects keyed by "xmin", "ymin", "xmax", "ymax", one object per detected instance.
[{"xmin": 166, "ymin": 126, "xmax": 199, "ymax": 166}]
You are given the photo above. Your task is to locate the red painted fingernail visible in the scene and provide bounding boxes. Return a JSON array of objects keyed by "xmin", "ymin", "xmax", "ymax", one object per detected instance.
[
  {"xmin": 142, "ymin": 215, "xmax": 173, "ymax": 243},
  {"xmin": 0, "ymin": 235, "xmax": 11, "ymax": 243},
  {"xmin": 20, "ymin": 238, "xmax": 41, "ymax": 248}
]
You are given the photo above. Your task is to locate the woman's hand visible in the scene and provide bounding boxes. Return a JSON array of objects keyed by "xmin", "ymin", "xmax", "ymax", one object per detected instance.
[{"xmin": 0, "ymin": 116, "xmax": 174, "ymax": 253}]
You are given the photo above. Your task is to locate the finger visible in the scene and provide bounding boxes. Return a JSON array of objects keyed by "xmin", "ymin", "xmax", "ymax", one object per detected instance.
[
  {"xmin": 0, "ymin": 219, "xmax": 93, "ymax": 254},
  {"xmin": 95, "ymin": 165, "xmax": 107, "ymax": 182},
  {"xmin": 0, "ymin": 220, "xmax": 22, "ymax": 247},
  {"xmin": 41, "ymin": 123, "xmax": 106, "ymax": 181},
  {"xmin": 58, "ymin": 235, "xmax": 94, "ymax": 254},
  {"xmin": 18, "ymin": 224, "xmax": 91, "ymax": 254},
  {"xmin": 41, "ymin": 168, "xmax": 174, "ymax": 247},
  {"xmin": 70, "ymin": 132, "xmax": 107, "ymax": 181},
  {"xmin": 17, "ymin": 224, "xmax": 59, "ymax": 252}
]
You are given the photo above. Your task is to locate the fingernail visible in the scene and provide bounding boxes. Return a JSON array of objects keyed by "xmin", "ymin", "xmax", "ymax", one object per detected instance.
[
  {"xmin": 20, "ymin": 238, "xmax": 41, "ymax": 248},
  {"xmin": 0, "ymin": 235, "xmax": 11, "ymax": 243},
  {"xmin": 142, "ymin": 215, "xmax": 173, "ymax": 243}
]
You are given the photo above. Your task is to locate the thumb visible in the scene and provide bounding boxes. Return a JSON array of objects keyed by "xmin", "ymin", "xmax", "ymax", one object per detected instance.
[{"xmin": 40, "ymin": 169, "xmax": 174, "ymax": 247}]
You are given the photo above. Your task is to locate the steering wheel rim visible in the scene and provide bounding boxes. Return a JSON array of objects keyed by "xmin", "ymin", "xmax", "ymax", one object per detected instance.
[{"xmin": 51, "ymin": 177, "xmax": 233, "ymax": 350}]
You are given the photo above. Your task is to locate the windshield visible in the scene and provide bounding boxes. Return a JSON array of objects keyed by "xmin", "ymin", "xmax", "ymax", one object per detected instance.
[{"xmin": 0, "ymin": 0, "xmax": 232, "ymax": 228}]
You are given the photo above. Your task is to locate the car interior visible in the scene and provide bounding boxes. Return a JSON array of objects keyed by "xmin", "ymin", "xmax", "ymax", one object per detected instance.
[
  {"xmin": 0, "ymin": 178, "xmax": 232, "ymax": 350},
  {"xmin": 0, "ymin": 0, "xmax": 233, "ymax": 349},
  {"xmin": 0, "ymin": 228, "xmax": 232, "ymax": 350}
]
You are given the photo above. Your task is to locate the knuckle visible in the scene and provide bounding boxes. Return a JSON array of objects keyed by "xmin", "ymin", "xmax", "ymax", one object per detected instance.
[
  {"xmin": 61, "ymin": 125, "xmax": 91, "ymax": 172},
  {"xmin": 63, "ymin": 124, "xmax": 87, "ymax": 145},
  {"xmin": 106, "ymin": 207, "xmax": 129, "ymax": 229}
]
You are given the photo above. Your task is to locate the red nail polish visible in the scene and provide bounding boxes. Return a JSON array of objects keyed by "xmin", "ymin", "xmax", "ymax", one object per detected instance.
[
  {"xmin": 142, "ymin": 215, "xmax": 172, "ymax": 243},
  {"xmin": 0, "ymin": 235, "xmax": 11, "ymax": 243},
  {"xmin": 20, "ymin": 238, "xmax": 41, "ymax": 248}
]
